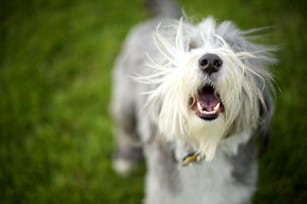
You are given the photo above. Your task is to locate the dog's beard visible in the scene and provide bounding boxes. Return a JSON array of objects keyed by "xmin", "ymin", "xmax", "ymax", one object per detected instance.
[{"xmin": 136, "ymin": 18, "xmax": 275, "ymax": 161}]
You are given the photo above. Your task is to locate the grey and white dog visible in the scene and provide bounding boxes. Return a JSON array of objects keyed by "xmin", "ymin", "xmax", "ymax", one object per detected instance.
[{"xmin": 111, "ymin": 0, "xmax": 276, "ymax": 203}]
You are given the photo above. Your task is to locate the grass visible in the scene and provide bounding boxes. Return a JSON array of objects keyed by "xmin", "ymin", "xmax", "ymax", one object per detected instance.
[{"xmin": 0, "ymin": 0, "xmax": 306, "ymax": 203}]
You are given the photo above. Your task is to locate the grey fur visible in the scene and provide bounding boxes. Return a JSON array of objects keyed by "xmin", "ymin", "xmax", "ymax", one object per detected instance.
[
  {"xmin": 144, "ymin": 0, "xmax": 182, "ymax": 18},
  {"xmin": 111, "ymin": 0, "xmax": 275, "ymax": 203},
  {"xmin": 230, "ymin": 138, "xmax": 257, "ymax": 186}
]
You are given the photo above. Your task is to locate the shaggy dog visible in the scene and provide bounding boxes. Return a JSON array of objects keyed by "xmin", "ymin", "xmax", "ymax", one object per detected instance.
[{"xmin": 111, "ymin": 0, "xmax": 276, "ymax": 203}]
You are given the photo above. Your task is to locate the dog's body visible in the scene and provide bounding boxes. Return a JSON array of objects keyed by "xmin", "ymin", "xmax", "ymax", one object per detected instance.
[{"xmin": 111, "ymin": 0, "xmax": 275, "ymax": 203}]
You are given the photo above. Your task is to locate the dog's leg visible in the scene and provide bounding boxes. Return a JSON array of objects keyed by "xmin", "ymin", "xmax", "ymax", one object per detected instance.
[
  {"xmin": 111, "ymin": 66, "xmax": 143, "ymax": 177},
  {"xmin": 111, "ymin": 104, "xmax": 143, "ymax": 176},
  {"xmin": 112, "ymin": 127, "xmax": 143, "ymax": 177}
]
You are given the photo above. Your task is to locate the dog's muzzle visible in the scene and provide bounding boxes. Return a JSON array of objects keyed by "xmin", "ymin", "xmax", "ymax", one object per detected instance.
[{"xmin": 189, "ymin": 54, "xmax": 224, "ymax": 121}]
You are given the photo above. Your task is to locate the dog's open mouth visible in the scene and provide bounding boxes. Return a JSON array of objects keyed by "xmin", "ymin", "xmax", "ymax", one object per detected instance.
[{"xmin": 190, "ymin": 84, "xmax": 224, "ymax": 120}]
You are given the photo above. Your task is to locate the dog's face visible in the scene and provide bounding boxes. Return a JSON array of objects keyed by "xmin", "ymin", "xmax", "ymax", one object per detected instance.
[{"xmin": 139, "ymin": 18, "xmax": 275, "ymax": 160}]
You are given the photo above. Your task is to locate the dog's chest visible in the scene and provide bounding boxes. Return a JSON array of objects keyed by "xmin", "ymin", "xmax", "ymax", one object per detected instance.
[{"xmin": 173, "ymin": 151, "xmax": 251, "ymax": 204}]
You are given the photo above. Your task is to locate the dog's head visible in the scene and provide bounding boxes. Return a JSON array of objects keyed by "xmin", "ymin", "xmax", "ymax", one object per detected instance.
[{"xmin": 139, "ymin": 17, "xmax": 276, "ymax": 160}]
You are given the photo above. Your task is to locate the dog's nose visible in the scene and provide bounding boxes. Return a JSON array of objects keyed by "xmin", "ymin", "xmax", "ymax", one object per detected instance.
[{"xmin": 199, "ymin": 54, "xmax": 223, "ymax": 75}]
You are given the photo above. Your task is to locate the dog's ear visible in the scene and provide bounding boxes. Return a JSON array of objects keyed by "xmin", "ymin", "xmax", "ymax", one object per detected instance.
[{"xmin": 257, "ymin": 86, "xmax": 274, "ymax": 155}]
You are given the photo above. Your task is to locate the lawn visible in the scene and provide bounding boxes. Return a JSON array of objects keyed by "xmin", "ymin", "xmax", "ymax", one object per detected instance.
[{"xmin": 0, "ymin": 0, "xmax": 306, "ymax": 203}]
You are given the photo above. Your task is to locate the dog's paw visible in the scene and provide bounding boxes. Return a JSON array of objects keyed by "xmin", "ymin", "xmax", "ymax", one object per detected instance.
[{"xmin": 112, "ymin": 158, "xmax": 136, "ymax": 177}]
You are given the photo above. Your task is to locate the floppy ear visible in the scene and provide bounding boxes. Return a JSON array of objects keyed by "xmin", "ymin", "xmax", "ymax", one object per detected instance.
[{"xmin": 257, "ymin": 86, "xmax": 275, "ymax": 154}]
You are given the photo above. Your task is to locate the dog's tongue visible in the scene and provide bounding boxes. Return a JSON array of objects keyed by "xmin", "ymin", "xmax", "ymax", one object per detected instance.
[{"xmin": 198, "ymin": 92, "xmax": 219, "ymax": 111}]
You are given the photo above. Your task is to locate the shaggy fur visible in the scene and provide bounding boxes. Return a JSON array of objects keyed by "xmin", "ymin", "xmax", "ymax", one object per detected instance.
[{"xmin": 111, "ymin": 0, "xmax": 276, "ymax": 203}]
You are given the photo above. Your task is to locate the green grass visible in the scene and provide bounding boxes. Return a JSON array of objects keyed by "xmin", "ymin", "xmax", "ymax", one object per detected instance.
[{"xmin": 0, "ymin": 0, "xmax": 306, "ymax": 203}]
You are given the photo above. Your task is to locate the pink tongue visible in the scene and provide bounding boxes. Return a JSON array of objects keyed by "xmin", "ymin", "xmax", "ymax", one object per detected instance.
[{"xmin": 198, "ymin": 93, "xmax": 219, "ymax": 111}]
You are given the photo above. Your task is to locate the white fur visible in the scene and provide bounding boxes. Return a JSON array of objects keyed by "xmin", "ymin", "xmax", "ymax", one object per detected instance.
[
  {"xmin": 136, "ymin": 18, "xmax": 274, "ymax": 160},
  {"xmin": 112, "ymin": 14, "xmax": 275, "ymax": 204},
  {"xmin": 144, "ymin": 131, "xmax": 257, "ymax": 204},
  {"xmin": 176, "ymin": 148, "xmax": 256, "ymax": 204},
  {"xmin": 187, "ymin": 113, "xmax": 226, "ymax": 161}
]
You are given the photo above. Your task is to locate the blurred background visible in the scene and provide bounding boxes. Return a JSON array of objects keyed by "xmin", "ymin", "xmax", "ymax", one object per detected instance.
[{"xmin": 0, "ymin": 0, "xmax": 306, "ymax": 203}]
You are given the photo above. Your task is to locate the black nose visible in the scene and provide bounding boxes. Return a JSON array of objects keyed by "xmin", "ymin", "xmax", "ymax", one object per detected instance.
[{"xmin": 199, "ymin": 53, "xmax": 223, "ymax": 75}]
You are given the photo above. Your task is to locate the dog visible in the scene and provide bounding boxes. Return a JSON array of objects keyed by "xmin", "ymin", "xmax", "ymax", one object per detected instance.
[{"xmin": 111, "ymin": 0, "xmax": 276, "ymax": 203}]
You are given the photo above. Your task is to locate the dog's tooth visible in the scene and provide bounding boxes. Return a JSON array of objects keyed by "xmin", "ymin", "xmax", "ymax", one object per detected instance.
[
  {"xmin": 213, "ymin": 102, "xmax": 220, "ymax": 111},
  {"xmin": 202, "ymin": 109, "xmax": 215, "ymax": 115},
  {"xmin": 197, "ymin": 101, "xmax": 203, "ymax": 112}
]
